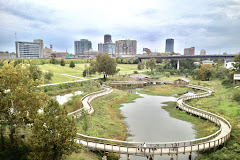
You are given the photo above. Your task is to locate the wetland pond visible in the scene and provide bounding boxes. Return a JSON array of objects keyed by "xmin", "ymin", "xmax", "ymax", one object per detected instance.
[{"xmin": 120, "ymin": 90, "xmax": 197, "ymax": 160}]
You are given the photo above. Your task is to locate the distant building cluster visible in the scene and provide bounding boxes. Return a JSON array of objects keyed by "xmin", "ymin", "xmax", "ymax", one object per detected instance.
[
  {"xmin": 184, "ymin": 47, "xmax": 195, "ymax": 56},
  {"xmin": 44, "ymin": 44, "xmax": 69, "ymax": 58},
  {"xmin": 96, "ymin": 34, "xmax": 137, "ymax": 57},
  {"xmin": 12, "ymin": 35, "xmax": 213, "ymax": 59},
  {"xmin": 0, "ymin": 51, "xmax": 16, "ymax": 59}
]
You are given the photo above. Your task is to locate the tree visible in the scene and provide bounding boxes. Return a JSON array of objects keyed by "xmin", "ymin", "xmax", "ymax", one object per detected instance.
[
  {"xmin": 50, "ymin": 57, "xmax": 56, "ymax": 64},
  {"xmin": 44, "ymin": 71, "xmax": 54, "ymax": 82},
  {"xmin": 137, "ymin": 62, "xmax": 145, "ymax": 70},
  {"xmin": 116, "ymin": 58, "xmax": 122, "ymax": 64},
  {"xmin": 129, "ymin": 59, "xmax": 134, "ymax": 64},
  {"xmin": 0, "ymin": 62, "xmax": 46, "ymax": 149},
  {"xmin": 122, "ymin": 58, "xmax": 127, "ymax": 64},
  {"xmin": 233, "ymin": 53, "xmax": 240, "ymax": 73},
  {"xmin": 29, "ymin": 65, "xmax": 42, "ymax": 81},
  {"xmin": 82, "ymin": 70, "xmax": 87, "ymax": 77},
  {"xmin": 69, "ymin": 61, "xmax": 75, "ymax": 68},
  {"xmin": 148, "ymin": 58, "xmax": 157, "ymax": 73},
  {"xmin": 60, "ymin": 59, "xmax": 65, "ymax": 66},
  {"xmin": 29, "ymin": 99, "xmax": 80, "ymax": 160},
  {"xmin": 194, "ymin": 64, "xmax": 215, "ymax": 81},
  {"xmin": 95, "ymin": 53, "xmax": 118, "ymax": 78},
  {"xmin": 133, "ymin": 59, "xmax": 140, "ymax": 64}
]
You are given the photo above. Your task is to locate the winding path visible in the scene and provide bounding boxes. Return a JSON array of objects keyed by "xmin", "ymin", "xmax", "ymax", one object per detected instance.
[{"xmin": 69, "ymin": 83, "xmax": 231, "ymax": 157}]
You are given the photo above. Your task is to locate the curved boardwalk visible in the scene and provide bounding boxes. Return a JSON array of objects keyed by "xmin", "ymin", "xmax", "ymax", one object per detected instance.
[{"xmin": 70, "ymin": 83, "xmax": 231, "ymax": 157}]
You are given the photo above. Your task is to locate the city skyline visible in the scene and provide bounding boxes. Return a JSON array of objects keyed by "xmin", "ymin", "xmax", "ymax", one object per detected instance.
[{"xmin": 0, "ymin": 0, "xmax": 240, "ymax": 55}]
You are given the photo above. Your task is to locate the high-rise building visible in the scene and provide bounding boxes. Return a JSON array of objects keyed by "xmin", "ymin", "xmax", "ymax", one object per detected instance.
[
  {"xmin": 98, "ymin": 34, "xmax": 115, "ymax": 56},
  {"xmin": 33, "ymin": 39, "xmax": 44, "ymax": 58},
  {"xmin": 115, "ymin": 39, "xmax": 137, "ymax": 56},
  {"xmin": 189, "ymin": 47, "xmax": 195, "ymax": 55},
  {"xmin": 104, "ymin": 42, "xmax": 115, "ymax": 56},
  {"xmin": 200, "ymin": 49, "xmax": 206, "ymax": 55},
  {"xmin": 184, "ymin": 48, "xmax": 190, "ymax": 55},
  {"xmin": 15, "ymin": 39, "xmax": 44, "ymax": 58},
  {"xmin": 98, "ymin": 43, "xmax": 104, "ymax": 53},
  {"xmin": 184, "ymin": 47, "xmax": 195, "ymax": 55},
  {"xmin": 165, "ymin": 38, "xmax": 174, "ymax": 53},
  {"xmin": 74, "ymin": 39, "xmax": 92, "ymax": 55},
  {"xmin": 104, "ymin": 34, "xmax": 112, "ymax": 43}
]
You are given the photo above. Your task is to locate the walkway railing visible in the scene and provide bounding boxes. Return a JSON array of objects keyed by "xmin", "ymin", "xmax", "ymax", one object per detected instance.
[
  {"xmin": 71, "ymin": 83, "xmax": 231, "ymax": 156},
  {"xmin": 68, "ymin": 87, "xmax": 111, "ymax": 116}
]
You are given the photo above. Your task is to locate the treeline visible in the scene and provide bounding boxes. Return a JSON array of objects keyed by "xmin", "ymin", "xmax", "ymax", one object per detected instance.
[{"xmin": 0, "ymin": 58, "xmax": 93, "ymax": 66}]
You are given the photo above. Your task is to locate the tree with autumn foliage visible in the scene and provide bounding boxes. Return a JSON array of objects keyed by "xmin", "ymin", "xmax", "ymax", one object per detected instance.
[
  {"xmin": 28, "ymin": 99, "xmax": 81, "ymax": 160},
  {"xmin": 193, "ymin": 64, "xmax": 215, "ymax": 81}
]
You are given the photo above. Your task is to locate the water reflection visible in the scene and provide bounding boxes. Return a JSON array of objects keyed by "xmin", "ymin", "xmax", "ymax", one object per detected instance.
[{"xmin": 55, "ymin": 91, "xmax": 83, "ymax": 105}]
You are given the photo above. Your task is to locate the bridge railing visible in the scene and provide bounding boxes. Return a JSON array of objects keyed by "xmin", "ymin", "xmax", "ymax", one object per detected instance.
[
  {"xmin": 68, "ymin": 87, "xmax": 110, "ymax": 116},
  {"xmin": 75, "ymin": 83, "xmax": 232, "ymax": 154}
]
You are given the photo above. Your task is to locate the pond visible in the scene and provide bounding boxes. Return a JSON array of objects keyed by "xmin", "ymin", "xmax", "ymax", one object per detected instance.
[
  {"xmin": 120, "ymin": 91, "xmax": 196, "ymax": 160},
  {"xmin": 55, "ymin": 91, "xmax": 83, "ymax": 105}
]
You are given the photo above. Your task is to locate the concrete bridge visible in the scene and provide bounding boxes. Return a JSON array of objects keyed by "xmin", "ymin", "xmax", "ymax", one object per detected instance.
[
  {"xmin": 122, "ymin": 54, "xmax": 235, "ymax": 70},
  {"xmin": 70, "ymin": 83, "xmax": 231, "ymax": 159}
]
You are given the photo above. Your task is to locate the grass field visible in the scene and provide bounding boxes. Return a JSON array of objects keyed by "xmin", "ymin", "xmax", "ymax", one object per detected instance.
[
  {"xmin": 138, "ymin": 85, "xmax": 191, "ymax": 96},
  {"xmin": 38, "ymin": 64, "xmax": 148, "ymax": 84}
]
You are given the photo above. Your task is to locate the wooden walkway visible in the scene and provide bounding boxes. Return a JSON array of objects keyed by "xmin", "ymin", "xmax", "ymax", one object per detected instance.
[{"xmin": 69, "ymin": 83, "xmax": 231, "ymax": 157}]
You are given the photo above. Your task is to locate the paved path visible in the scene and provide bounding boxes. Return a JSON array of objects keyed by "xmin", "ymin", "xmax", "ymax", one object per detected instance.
[{"xmin": 61, "ymin": 73, "xmax": 87, "ymax": 80}]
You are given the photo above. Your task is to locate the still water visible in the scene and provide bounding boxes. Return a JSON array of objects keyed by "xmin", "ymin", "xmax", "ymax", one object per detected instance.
[
  {"xmin": 55, "ymin": 91, "xmax": 83, "ymax": 105},
  {"xmin": 120, "ymin": 91, "xmax": 196, "ymax": 160}
]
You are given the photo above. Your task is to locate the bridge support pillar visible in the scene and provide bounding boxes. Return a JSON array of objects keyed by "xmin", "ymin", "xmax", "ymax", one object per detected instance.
[
  {"xmin": 127, "ymin": 154, "xmax": 130, "ymax": 160},
  {"xmin": 177, "ymin": 60, "xmax": 180, "ymax": 70},
  {"xmin": 223, "ymin": 59, "xmax": 226, "ymax": 68}
]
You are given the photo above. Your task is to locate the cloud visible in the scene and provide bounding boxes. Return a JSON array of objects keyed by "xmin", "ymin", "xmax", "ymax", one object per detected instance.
[
  {"xmin": 0, "ymin": 0, "xmax": 55, "ymax": 24},
  {"xmin": 0, "ymin": 0, "xmax": 240, "ymax": 54}
]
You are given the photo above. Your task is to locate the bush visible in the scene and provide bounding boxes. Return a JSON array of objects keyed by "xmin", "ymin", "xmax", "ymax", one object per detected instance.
[
  {"xmin": 82, "ymin": 70, "xmax": 87, "ymax": 77},
  {"xmin": 60, "ymin": 59, "xmax": 65, "ymax": 66},
  {"xmin": 133, "ymin": 71, "xmax": 138, "ymax": 74},
  {"xmin": 164, "ymin": 72, "xmax": 170, "ymax": 77},
  {"xmin": 222, "ymin": 79, "xmax": 232, "ymax": 87},
  {"xmin": 69, "ymin": 61, "xmax": 75, "ymax": 68},
  {"xmin": 233, "ymin": 92, "xmax": 240, "ymax": 102}
]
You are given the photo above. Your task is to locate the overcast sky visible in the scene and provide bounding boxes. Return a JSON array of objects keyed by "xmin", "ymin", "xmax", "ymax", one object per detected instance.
[{"xmin": 0, "ymin": 0, "xmax": 240, "ymax": 55}]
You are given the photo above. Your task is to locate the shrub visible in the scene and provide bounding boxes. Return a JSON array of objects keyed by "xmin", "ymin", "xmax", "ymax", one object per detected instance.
[
  {"xmin": 233, "ymin": 92, "xmax": 240, "ymax": 102},
  {"xmin": 69, "ymin": 61, "xmax": 75, "ymax": 68},
  {"xmin": 133, "ymin": 71, "xmax": 138, "ymax": 74},
  {"xmin": 164, "ymin": 72, "xmax": 170, "ymax": 77}
]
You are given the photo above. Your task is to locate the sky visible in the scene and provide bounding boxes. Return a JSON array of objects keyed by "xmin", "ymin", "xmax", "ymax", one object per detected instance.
[{"xmin": 0, "ymin": 0, "xmax": 240, "ymax": 55}]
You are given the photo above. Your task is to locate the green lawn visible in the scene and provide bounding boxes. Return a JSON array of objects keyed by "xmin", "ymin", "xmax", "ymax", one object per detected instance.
[
  {"xmin": 39, "ymin": 64, "xmax": 101, "ymax": 84},
  {"xmin": 138, "ymin": 85, "xmax": 191, "ymax": 96},
  {"xmin": 38, "ymin": 64, "xmax": 148, "ymax": 84},
  {"xmin": 117, "ymin": 64, "xmax": 148, "ymax": 74}
]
